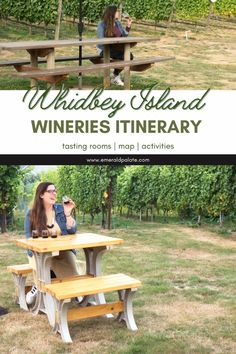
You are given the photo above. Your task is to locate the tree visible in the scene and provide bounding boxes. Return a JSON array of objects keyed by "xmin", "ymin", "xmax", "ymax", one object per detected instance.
[
  {"xmin": 0, "ymin": 165, "xmax": 22, "ymax": 233},
  {"xmin": 206, "ymin": 166, "xmax": 236, "ymax": 225},
  {"xmin": 99, "ymin": 166, "xmax": 123, "ymax": 229},
  {"xmin": 55, "ymin": 0, "xmax": 63, "ymax": 40},
  {"xmin": 117, "ymin": 166, "xmax": 160, "ymax": 221},
  {"xmin": 17, "ymin": 167, "xmax": 40, "ymax": 211}
]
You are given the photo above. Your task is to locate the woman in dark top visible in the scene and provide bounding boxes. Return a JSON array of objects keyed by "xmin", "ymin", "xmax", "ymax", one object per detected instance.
[{"xmin": 97, "ymin": 4, "xmax": 133, "ymax": 86}]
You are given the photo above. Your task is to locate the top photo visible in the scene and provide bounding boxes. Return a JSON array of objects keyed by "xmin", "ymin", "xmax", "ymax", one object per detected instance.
[{"xmin": 0, "ymin": 0, "xmax": 235, "ymax": 90}]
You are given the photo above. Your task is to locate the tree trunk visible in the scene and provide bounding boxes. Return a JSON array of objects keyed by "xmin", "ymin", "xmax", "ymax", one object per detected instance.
[
  {"xmin": 219, "ymin": 211, "xmax": 224, "ymax": 226},
  {"xmin": 146, "ymin": 208, "xmax": 148, "ymax": 221},
  {"xmin": 107, "ymin": 178, "xmax": 112, "ymax": 230},
  {"xmin": 0, "ymin": 210, "xmax": 7, "ymax": 233},
  {"xmin": 168, "ymin": 0, "xmax": 176, "ymax": 24},
  {"xmin": 139, "ymin": 209, "xmax": 142, "ymax": 222},
  {"xmin": 44, "ymin": 24, "xmax": 48, "ymax": 37},
  {"xmin": 151, "ymin": 207, "xmax": 154, "ymax": 222},
  {"xmin": 101, "ymin": 203, "xmax": 106, "ymax": 229},
  {"xmin": 208, "ymin": 3, "xmax": 214, "ymax": 24},
  {"xmin": 55, "ymin": 0, "xmax": 63, "ymax": 40},
  {"xmin": 197, "ymin": 214, "xmax": 201, "ymax": 226},
  {"xmin": 82, "ymin": 213, "xmax": 85, "ymax": 223},
  {"xmin": 119, "ymin": 1, "xmax": 123, "ymax": 21}
]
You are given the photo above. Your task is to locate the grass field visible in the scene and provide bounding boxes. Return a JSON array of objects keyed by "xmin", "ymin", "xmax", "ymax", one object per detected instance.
[
  {"xmin": 0, "ymin": 18, "xmax": 236, "ymax": 89},
  {"xmin": 1, "ymin": 220, "xmax": 236, "ymax": 354}
]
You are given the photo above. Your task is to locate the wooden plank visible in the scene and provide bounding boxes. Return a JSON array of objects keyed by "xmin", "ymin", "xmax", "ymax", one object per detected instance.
[
  {"xmin": 15, "ymin": 57, "xmax": 175, "ymax": 79},
  {"xmin": 0, "ymin": 54, "xmax": 101, "ymax": 67},
  {"xmin": 46, "ymin": 48, "xmax": 55, "ymax": 69},
  {"xmin": 41, "ymin": 274, "xmax": 94, "ymax": 292},
  {"xmin": 15, "ymin": 233, "xmax": 124, "ymax": 253},
  {"xmin": 103, "ymin": 45, "xmax": 110, "ymax": 88},
  {"xmin": 7, "ymin": 264, "xmax": 32, "ymax": 275},
  {"xmin": 124, "ymin": 43, "xmax": 131, "ymax": 90},
  {"xmin": 14, "ymin": 64, "xmax": 67, "ymax": 83},
  {"xmin": 131, "ymin": 63, "xmax": 152, "ymax": 72},
  {"xmin": 14, "ymin": 65, "xmax": 41, "ymax": 73},
  {"xmin": 1, "ymin": 57, "xmax": 153, "ymax": 73},
  {"xmin": 29, "ymin": 50, "xmax": 38, "ymax": 88},
  {"xmin": 67, "ymin": 301, "xmax": 124, "ymax": 321},
  {"xmin": 0, "ymin": 37, "xmax": 159, "ymax": 51},
  {"xmin": 52, "ymin": 274, "xmax": 93, "ymax": 283},
  {"xmin": 44, "ymin": 274, "xmax": 141, "ymax": 300},
  {"xmin": 89, "ymin": 58, "xmax": 153, "ymax": 71},
  {"xmin": 46, "ymin": 48, "xmax": 55, "ymax": 88}
]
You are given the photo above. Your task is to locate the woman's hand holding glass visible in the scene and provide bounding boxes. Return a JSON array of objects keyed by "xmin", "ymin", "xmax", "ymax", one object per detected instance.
[
  {"xmin": 63, "ymin": 198, "xmax": 76, "ymax": 229},
  {"xmin": 63, "ymin": 198, "xmax": 75, "ymax": 216},
  {"xmin": 126, "ymin": 17, "xmax": 132, "ymax": 28}
]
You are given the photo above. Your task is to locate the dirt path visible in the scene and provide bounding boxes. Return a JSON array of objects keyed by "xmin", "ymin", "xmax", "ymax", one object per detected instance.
[{"xmin": 178, "ymin": 226, "xmax": 236, "ymax": 249}]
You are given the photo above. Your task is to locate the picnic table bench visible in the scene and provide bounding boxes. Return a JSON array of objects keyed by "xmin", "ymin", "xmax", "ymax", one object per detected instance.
[
  {"xmin": 0, "ymin": 37, "xmax": 175, "ymax": 89},
  {"xmin": 14, "ymin": 56, "xmax": 175, "ymax": 85},
  {"xmin": 7, "ymin": 263, "xmax": 90, "ymax": 311},
  {"xmin": 7, "ymin": 264, "xmax": 33, "ymax": 311},
  {"xmin": 45, "ymin": 273, "xmax": 141, "ymax": 343},
  {"xmin": 0, "ymin": 54, "xmax": 101, "ymax": 69}
]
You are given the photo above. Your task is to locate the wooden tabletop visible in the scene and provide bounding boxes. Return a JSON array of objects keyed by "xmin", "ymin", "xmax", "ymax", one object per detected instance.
[
  {"xmin": 0, "ymin": 37, "xmax": 158, "ymax": 51},
  {"xmin": 15, "ymin": 233, "xmax": 124, "ymax": 253}
]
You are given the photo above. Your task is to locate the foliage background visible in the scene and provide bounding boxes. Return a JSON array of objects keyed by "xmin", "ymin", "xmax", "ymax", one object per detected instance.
[
  {"xmin": 2, "ymin": 165, "xmax": 235, "ymax": 233},
  {"xmin": 0, "ymin": 0, "xmax": 235, "ymax": 25}
]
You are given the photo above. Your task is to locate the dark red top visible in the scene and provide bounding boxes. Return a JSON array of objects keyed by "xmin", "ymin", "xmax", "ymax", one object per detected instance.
[{"xmin": 113, "ymin": 24, "xmax": 131, "ymax": 37}]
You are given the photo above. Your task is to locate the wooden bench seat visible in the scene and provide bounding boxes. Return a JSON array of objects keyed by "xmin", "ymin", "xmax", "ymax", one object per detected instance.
[
  {"xmin": 7, "ymin": 263, "xmax": 33, "ymax": 275},
  {"xmin": 7, "ymin": 263, "xmax": 92, "ymax": 311},
  {"xmin": 7, "ymin": 264, "xmax": 33, "ymax": 311},
  {"xmin": 44, "ymin": 273, "xmax": 141, "ymax": 343},
  {"xmin": 15, "ymin": 56, "xmax": 175, "ymax": 85},
  {"xmin": 0, "ymin": 54, "xmax": 101, "ymax": 68}
]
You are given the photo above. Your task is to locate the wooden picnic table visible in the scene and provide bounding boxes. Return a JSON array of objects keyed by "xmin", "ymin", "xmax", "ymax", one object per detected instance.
[
  {"xmin": 15, "ymin": 233, "xmax": 124, "ymax": 327},
  {"xmin": 0, "ymin": 36, "xmax": 159, "ymax": 88}
]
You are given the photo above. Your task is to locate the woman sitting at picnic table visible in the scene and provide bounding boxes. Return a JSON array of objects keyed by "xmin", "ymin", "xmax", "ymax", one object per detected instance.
[
  {"xmin": 24, "ymin": 181, "xmax": 79, "ymax": 305},
  {"xmin": 97, "ymin": 4, "xmax": 133, "ymax": 86}
]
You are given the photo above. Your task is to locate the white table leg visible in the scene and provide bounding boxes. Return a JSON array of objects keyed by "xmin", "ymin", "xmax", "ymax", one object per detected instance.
[
  {"xmin": 12, "ymin": 273, "xmax": 28, "ymax": 311},
  {"xmin": 33, "ymin": 251, "xmax": 58, "ymax": 326},
  {"xmin": 117, "ymin": 288, "xmax": 138, "ymax": 330},
  {"xmin": 83, "ymin": 246, "xmax": 107, "ymax": 276},
  {"xmin": 53, "ymin": 298, "xmax": 72, "ymax": 343},
  {"xmin": 83, "ymin": 246, "xmax": 113, "ymax": 317}
]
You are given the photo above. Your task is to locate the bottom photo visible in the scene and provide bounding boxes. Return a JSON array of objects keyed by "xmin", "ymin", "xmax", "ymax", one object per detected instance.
[{"xmin": 0, "ymin": 164, "xmax": 236, "ymax": 354}]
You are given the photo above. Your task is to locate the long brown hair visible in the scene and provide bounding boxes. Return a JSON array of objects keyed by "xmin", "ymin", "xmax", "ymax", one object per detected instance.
[
  {"xmin": 30, "ymin": 182, "xmax": 55, "ymax": 234},
  {"xmin": 102, "ymin": 4, "xmax": 118, "ymax": 37}
]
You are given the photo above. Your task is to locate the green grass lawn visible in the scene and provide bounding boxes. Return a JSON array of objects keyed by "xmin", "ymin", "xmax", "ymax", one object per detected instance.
[
  {"xmin": 0, "ymin": 18, "xmax": 236, "ymax": 89},
  {"xmin": 1, "ymin": 220, "xmax": 236, "ymax": 353}
]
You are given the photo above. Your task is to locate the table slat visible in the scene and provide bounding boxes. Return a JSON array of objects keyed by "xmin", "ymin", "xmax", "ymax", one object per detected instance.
[
  {"xmin": 15, "ymin": 233, "xmax": 123, "ymax": 252},
  {"xmin": 0, "ymin": 37, "xmax": 159, "ymax": 51}
]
